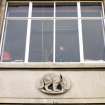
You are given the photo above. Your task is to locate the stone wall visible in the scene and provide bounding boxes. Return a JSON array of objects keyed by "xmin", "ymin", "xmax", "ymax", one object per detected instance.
[
  {"xmin": 0, "ymin": 69, "xmax": 105, "ymax": 103},
  {"xmin": 0, "ymin": 0, "xmax": 105, "ymax": 104},
  {"xmin": 0, "ymin": 0, "xmax": 6, "ymax": 39}
]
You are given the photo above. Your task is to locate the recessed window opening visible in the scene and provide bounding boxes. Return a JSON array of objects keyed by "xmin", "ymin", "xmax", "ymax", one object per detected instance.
[{"xmin": 0, "ymin": 1, "xmax": 105, "ymax": 63}]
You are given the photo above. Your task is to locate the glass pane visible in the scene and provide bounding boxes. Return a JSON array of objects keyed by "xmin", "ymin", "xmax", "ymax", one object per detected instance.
[
  {"xmin": 7, "ymin": 3, "xmax": 29, "ymax": 17},
  {"xmin": 56, "ymin": 2, "xmax": 77, "ymax": 17},
  {"xmin": 82, "ymin": 20, "xmax": 105, "ymax": 61},
  {"xmin": 29, "ymin": 20, "xmax": 53, "ymax": 62},
  {"xmin": 1, "ymin": 20, "xmax": 27, "ymax": 62},
  {"xmin": 56, "ymin": 20, "xmax": 80, "ymax": 62},
  {"xmin": 32, "ymin": 3, "xmax": 53, "ymax": 17},
  {"xmin": 81, "ymin": 2, "xmax": 102, "ymax": 17}
]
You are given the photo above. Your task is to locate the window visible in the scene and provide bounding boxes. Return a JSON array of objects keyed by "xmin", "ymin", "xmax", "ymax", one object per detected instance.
[{"xmin": 0, "ymin": 1, "xmax": 105, "ymax": 63}]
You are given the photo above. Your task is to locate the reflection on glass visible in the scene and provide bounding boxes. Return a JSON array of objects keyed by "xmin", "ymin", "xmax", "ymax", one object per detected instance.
[
  {"xmin": 56, "ymin": 20, "xmax": 80, "ymax": 62},
  {"xmin": 82, "ymin": 20, "xmax": 105, "ymax": 61},
  {"xmin": 32, "ymin": 3, "xmax": 53, "ymax": 17},
  {"xmin": 56, "ymin": 2, "xmax": 77, "ymax": 17},
  {"xmin": 1, "ymin": 20, "xmax": 27, "ymax": 62},
  {"xmin": 81, "ymin": 2, "xmax": 102, "ymax": 17},
  {"xmin": 7, "ymin": 3, "xmax": 28, "ymax": 17},
  {"xmin": 29, "ymin": 20, "xmax": 53, "ymax": 62}
]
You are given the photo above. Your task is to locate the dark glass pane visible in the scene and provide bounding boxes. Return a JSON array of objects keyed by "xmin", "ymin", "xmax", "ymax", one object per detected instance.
[
  {"xmin": 82, "ymin": 20, "xmax": 105, "ymax": 61},
  {"xmin": 29, "ymin": 20, "xmax": 53, "ymax": 62},
  {"xmin": 1, "ymin": 20, "xmax": 27, "ymax": 62},
  {"xmin": 56, "ymin": 2, "xmax": 77, "ymax": 17},
  {"xmin": 32, "ymin": 3, "xmax": 53, "ymax": 17},
  {"xmin": 56, "ymin": 20, "xmax": 80, "ymax": 62},
  {"xmin": 7, "ymin": 3, "xmax": 28, "ymax": 17},
  {"xmin": 81, "ymin": 2, "xmax": 102, "ymax": 17}
]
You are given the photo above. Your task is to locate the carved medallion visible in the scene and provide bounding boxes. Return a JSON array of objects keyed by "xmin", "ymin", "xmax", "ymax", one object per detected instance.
[{"xmin": 39, "ymin": 73, "xmax": 71, "ymax": 94}]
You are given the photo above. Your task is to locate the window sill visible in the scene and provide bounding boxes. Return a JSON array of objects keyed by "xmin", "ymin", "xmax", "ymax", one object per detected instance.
[{"xmin": 0, "ymin": 62, "xmax": 105, "ymax": 69}]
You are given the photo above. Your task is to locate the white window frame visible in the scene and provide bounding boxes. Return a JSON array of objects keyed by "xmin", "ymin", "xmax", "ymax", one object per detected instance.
[
  {"xmin": 25, "ymin": 1, "xmax": 32, "ymax": 63},
  {"xmin": 0, "ymin": 1, "xmax": 105, "ymax": 64}
]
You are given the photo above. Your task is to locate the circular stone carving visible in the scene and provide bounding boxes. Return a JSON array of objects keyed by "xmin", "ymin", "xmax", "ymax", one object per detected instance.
[{"xmin": 39, "ymin": 73, "xmax": 71, "ymax": 95}]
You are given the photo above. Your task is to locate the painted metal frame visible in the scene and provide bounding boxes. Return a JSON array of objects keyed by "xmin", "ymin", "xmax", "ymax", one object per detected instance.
[{"xmin": 25, "ymin": 2, "xmax": 32, "ymax": 63}]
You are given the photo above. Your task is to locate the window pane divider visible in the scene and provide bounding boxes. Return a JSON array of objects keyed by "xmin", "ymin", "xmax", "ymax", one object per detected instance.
[
  {"xmin": 5, "ymin": 17, "xmax": 104, "ymax": 20},
  {"xmin": 25, "ymin": 2, "xmax": 32, "ymax": 63},
  {"xmin": 5, "ymin": 17, "xmax": 54, "ymax": 20},
  {"xmin": 79, "ymin": 17, "xmax": 103, "ymax": 20},
  {"xmin": 77, "ymin": 2, "xmax": 84, "ymax": 62},
  {"xmin": 53, "ymin": 1, "xmax": 56, "ymax": 63},
  {"xmin": 55, "ymin": 17, "xmax": 78, "ymax": 20},
  {"xmin": 5, "ymin": 17, "xmax": 29, "ymax": 20},
  {"xmin": 30, "ymin": 17, "xmax": 53, "ymax": 20}
]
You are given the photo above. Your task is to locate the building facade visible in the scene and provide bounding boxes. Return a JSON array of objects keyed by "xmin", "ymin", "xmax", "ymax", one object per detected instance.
[{"xmin": 0, "ymin": 0, "xmax": 105, "ymax": 104}]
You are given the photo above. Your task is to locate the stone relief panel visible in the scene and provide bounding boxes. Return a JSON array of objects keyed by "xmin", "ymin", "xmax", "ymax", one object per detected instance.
[
  {"xmin": 39, "ymin": 73, "xmax": 71, "ymax": 95},
  {"xmin": 0, "ymin": 71, "xmax": 105, "ymax": 103}
]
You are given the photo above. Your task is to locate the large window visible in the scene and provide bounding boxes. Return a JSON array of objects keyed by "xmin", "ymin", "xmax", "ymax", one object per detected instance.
[{"xmin": 0, "ymin": 1, "xmax": 105, "ymax": 63}]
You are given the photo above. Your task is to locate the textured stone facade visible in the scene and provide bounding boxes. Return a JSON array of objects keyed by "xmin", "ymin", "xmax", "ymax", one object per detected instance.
[{"xmin": 0, "ymin": 0, "xmax": 105, "ymax": 104}]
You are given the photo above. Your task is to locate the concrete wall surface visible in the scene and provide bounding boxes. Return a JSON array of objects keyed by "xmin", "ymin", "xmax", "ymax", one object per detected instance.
[{"xmin": 0, "ymin": 70, "xmax": 105, "ymax": 103}]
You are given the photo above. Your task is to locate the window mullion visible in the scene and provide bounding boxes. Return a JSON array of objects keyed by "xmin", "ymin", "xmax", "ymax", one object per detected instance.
[
  {"xmin": 53, "ymin": 2, "xmax": 56, "ymax": 63},
  {"xmin": 25, "ymin": 1, "xmax": 32, "ymax": 63},
  {"xmin": 102, "ymin": 2, "xmax": 105, "ymax": 49},
  {"xmin": 0, "ymin": 2, "xmax": 8, "ymax": 61},
  {"xmin": 77, "ymin": 2, "xmax": 84, "ymax": 62}
]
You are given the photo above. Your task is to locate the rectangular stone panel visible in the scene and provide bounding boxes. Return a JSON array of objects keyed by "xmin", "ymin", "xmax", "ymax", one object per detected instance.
[{"xmin": 0, "ymin": 70, "xmax": 104, "ymax": 103}]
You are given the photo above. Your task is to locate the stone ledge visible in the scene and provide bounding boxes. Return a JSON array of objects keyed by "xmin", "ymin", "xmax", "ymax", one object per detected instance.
[
  {"xmin": 0, "ymin": 98, "xmax": 105, "ymax": 103},
  {"xmin": 0, "ymin": 62, "xmax": 105, "ymax": 69}
]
